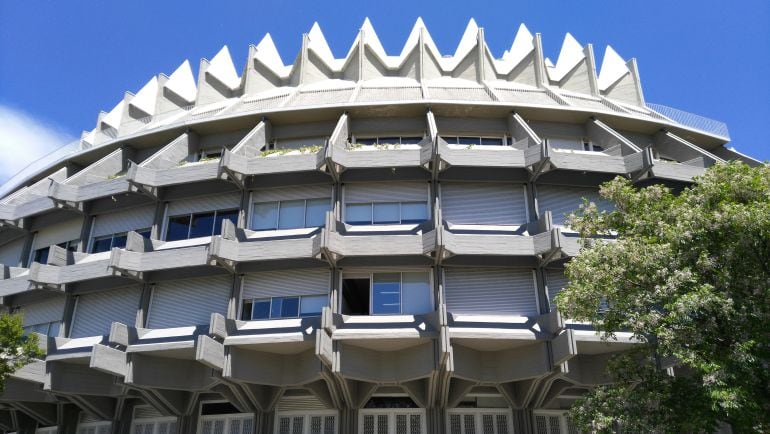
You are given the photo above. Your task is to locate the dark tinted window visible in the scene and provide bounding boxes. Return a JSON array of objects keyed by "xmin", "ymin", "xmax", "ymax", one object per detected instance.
[
  {"xmin": 189, "ymin": 212, "xmax": 215, "ymax": 238},
  {"xmin": 91, "ymin": 237, "xmax": 112, "ymax": 253},
  {"xmin": 213, "ymin": 210, "xmax": 238, "ymax": 236},
  {"xmin": 112, "ymin": 234, "xmax": 128, "ymax": 249},
  {"xmin": 166, "ymin": 215, "xmax": 191, "ymax": 241},
  {"xmin": 34, "ymin": 247, "xmax": 50, "ymax": 264}
]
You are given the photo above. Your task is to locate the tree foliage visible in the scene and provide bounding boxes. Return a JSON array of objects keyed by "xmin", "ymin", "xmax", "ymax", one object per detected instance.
[
  {"xmin": 555, "ymin": 162, "xmax": 770, "ymax": 433},
  {"xmin": 0, "ymin": 313, "xmax": 43, "ymax": 394}
]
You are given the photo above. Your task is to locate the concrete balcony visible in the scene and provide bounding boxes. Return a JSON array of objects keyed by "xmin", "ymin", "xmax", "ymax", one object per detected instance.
[
  {"xmin": 220, "ymin": 146, "xmax": 328, "ymax": 187},
  {"xmin": 28, "ymin": 247, "xmax": 130, "ymax": 291},
  {"xmin": 435, "ymin": 137, "xmax": 538, "ymax": 181},
  {"xmin": 320, "ymin": 307, "xmax": 440, "ymax": 408},
  {"xmin": 127, "ymin": 158, "xmax": 224, "ymax": 191},
  {"xmin": 209, "ymin": 220, "xmax": 325, "ymax": 272},
  {"xmin": 0, "ymin": 266, "xmax": 32, "ymax": 298},
  {"xmin": 327, "ymin": 138, "xmax": 433, "ymax": 182},
  {"xmin": 207, "ymin": 313, "xmax": 339, "ymax": 410},
  {"xmin": 109, "ymin": 231, "xmax": 217, "ymax": 280},
  {"xmin": 0, "ymin": 196, "xmax": 58, "ymax": 224},
  {"xmin": 321, "ymin": 220, "xmax": 437, "ymax": 267},
  {"xmin": 48, "ymin": 177, "xmax": 132, "ymax": 208}
]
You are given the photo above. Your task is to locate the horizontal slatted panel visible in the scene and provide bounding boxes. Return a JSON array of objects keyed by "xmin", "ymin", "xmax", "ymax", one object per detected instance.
[
  {"xmin": 545, "ymin": 269, "xmax": 569, "ymax": 310},
  {"xmin": 344, "ymin": 182, "xmax": 429, "ymax": 203},
  {"xmin": 275, "ymin": 395, "xmax": 329, "ymax": 411},
  {"xmin": 0, "ymin": 236, "xmax": 25, "ymax": 267},
  {"xmin": 134, "ymin": 406, "xmax": 163, "ymax": 420},
  {"xmin": 253, "ymin": 185, "xmax": 332, "ymax": 202},
  {"xmin": 70, "ymin": 286, "xmax": 142, "ymax": 338},
  {"xmin": 33, "ymin": 217, "xmax": 84, "ymax": 250},
  {"xmin": 536, "ymin": 185, "xmax": 612, "ymax": 226},
  {"xmin": 167, "ymin": 192, "xmax": 241, "ymax": 216},
  {"xmin": 444, "ymin": 268, "xmax": 538, "ymax": 316},
  {"xmin": 20, "ymin": 296, "xmax": 66, "ymax": 326},
  {"xmin": 441, "ymin": 183, "xmax": 527, "ymax": 225},
  {"xmin": 242, "ymin": 269, "xmax": 330, "ymax": 299},
  {"xmin": 148, "ymin": 275, "xmax": 232, "ymax": 328},
  {"xmin": 92, "ymin": 205, "xmax": 156, "ymax": 237}
]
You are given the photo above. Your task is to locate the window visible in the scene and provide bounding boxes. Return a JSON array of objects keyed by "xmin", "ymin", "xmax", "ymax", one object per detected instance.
[
  {"xmin": 91, "ymin": 229, "xmax": 150, "ymax": 253},
  {"xmin": 23, "ymin": 321, "xmax": 61, "ymax": 337},
  {"xmin": 251, "ymin": 198, "xmax": 331, "ymax": 231},
  {"xmin": 533, "ymin": 411, "xmax": 578, "ymax": 434},
  {"xmin": 350, "ymin": 136, "xmax": 424, "ymax": 146},
  {"xmin": 548, "ymin": 137, "xmax": 604, "ymax": 153},
  {"xmin": 76, "ymin": 421, "xmax": 111, "ymax": 434},
  {"xmin": 131, "ymin": 418, "xmax": 177, "ymax": 434},
  {"xmin": 344, "ymin": 201, "xmax": 428, "ymax": 225},
  {"xmin": 443, "ymin": 136, "xmax": 509, "ymax": 146},
  {"xmin": 341, "ymin": 272, "xmax": 432, "ymax": 316},
  {"xmin": 32, "ymin": 239, "xmax": 78, "ymax": 264},
  {"xmin": 198, "ymin": 402, "xmax": 253, "ymax": 434},
  {"xmin": 241, "ymin": 295, "xmax": 328, "ymax": 320},
  {"xmin": 275, "ymin": 411, "xmax": 337, "ymax": 434},
  {"xmin": 447, "ymin": 410, "xmax": 512, "ymax": 434},
  {"xmin": 359, "ymin": 408, "xmax": 425, "ymax": 434},
  {"xmin": 166, "ymin": 209, "xmax": 238, "ymax": 241},
  {"xmin": 35, "ymin": 428, "xmax": 58, "ymax": 434},
  {"xmin": 196, "ymin": 148, "xmax": 222, "ymax": 162}
]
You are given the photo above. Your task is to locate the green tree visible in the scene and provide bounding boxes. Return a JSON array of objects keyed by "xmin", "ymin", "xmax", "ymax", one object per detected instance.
[
  {"xmin": 555, "ymin": 162, "xmax": 770, "ymax": 433},
  {"xmin": 0, "ymin": 313, "xmax": 43, "ymax": 394}
]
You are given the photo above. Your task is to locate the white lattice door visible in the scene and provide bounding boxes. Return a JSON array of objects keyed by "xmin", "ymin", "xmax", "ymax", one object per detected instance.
[
  {"xmin": 447, "ymin": 410, "xmax": 512, "ymax": 434},
  {"xmin": 275, "ymin": 412, "xmax": 337, "ymax": 434},
  {"xmin": 359, "ymin": 409, "xmax": 426, "ymax": 434},
  {"xmin": 534, "ymin": 412, "xmax": 579, "ymax": 434},
  {"xmin": 199, "ymin": 414, "xmax": 254, "ymax": 434}
]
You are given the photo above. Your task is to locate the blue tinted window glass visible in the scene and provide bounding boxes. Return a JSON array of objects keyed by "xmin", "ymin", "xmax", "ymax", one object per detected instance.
[
  {"xmin": 300, "ymin": 295, "xmax": 327, "ymax": 317},
  {"xmin": 252, "ymin": 300, "xmax": 270, "ymax": 320},
  {"xmin": 401, "ymin": 272, "xmax": 432, "ymax": 314},
  {"xmin": 137, "ymin": 229, "xmax": 152, "ymax": 239},
  {"xmin": 346, "ymin": 203, "xmax": 372, "ymax": 225},
  {"xmin": 189, "ymin": 212, "xmax": 216, "ymax": 238},
  {"xmin": 278, "ymin": 200, "xmax": 305, "ymax": 229},
  {"xmin": 112, "ymin": 234, "xmax": 128, "ymax": 249},
  {"xmin": 480, "ymin": 137, "xmax": 504, "ymax": 146},
  {"xmin": 91, "ymin": 237, "xmax": 112, "ymax": 253},
  {"xmin": 458, "ymin": 137, "xmax": 480, "ymax": 146},
  {"xmin": 378, "ymin": 137, "xmax": 400, "ymax": 145},
  {"xmin": 372, "ymin": 273, "xmax": 401, "ymax": 314},
  {"xmin": 373, "ymin": 203, "xmax": 400, "ymax": 224},
  {"xmin": 401, "ymin": 202, "xmax": 428, "ymax": 224},
  {"xmin": 306, "ymin": 198, "xmax": 331, "ymax": 227},
  {"xmin": 270, "ymin": 298, "xmax": 282, "ymax": 318},
  {"xmin": 400, "ymin": 137, "xmax": 423, "ymax": 145},
  {"xmin": 214, "ymin": 209, "xmax": 239, "ymax": 236},
  {"xmin": 34, "ymin": 247, "xmax": 50, "ymax": 264},
  {"xmin": 356, "ymin": 138, "xmax": 377, "ymax": 146},
  {"xmin": 280, "ymin": 297, "xmax": 300, "ymax": 317},
  {"xmin": 166, "ymin": 215, "xmax": 191, "ymax": 241},
  {"xmin": 252, "ymin": 202, "xmax": 278, "ymax": 230}
]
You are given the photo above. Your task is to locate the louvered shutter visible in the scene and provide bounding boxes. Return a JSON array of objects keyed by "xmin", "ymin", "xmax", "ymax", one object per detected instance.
[
  {"xmin": 344, "ymin": 182, "xmax": 429, "ymax": 203},
  {"xmin": 147, "ymin": 275, "xmax": 232, "ymax": 328},
  {"xmin": 275, "ymin": 395, "xmax": 329, "ymax": 412},
  {"xmin": 0, "ymin": 236, "xmax": 25, "ymax": 267},
  {"xmin": 536, "ymin": 185, "xmax": 612, "ymax": 226},
  {"xmin": 441, "ymin": 183, "xmax": 527, "ymax": 225},
  {"xmin": 70, "ymin": 286, "xmax": 142, "ymax": 337},
  {"xmin": 167, "ymin": 192, "xmax": 241, "ymax": 216},
  {"xmin": 544, "ymin": 269, "xmax": 569, "ymax": 310},
  {"xmin": 20, "ymin": 296, "xmax": 66, "ymax": 327},
  {"xmin": 242, "ymin": 269, "xmax": 329, "ymax": 299},
  {"xmin": 33, "ymin": 217, "xmax": 84, "ymax": 250},
  {"xmin": 92, "ymin": 205, "xmax": 155, "ymax": 237},
  {"xmin": 253, "ymin": 185, "xmax": 332, "ymax": 202},
  {"xmin": 444, "ymin": 268, "xmax": 538, "ymax": 316}
]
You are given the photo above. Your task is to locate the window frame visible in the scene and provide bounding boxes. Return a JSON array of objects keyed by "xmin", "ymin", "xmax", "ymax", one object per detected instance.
[
  {"xmin": 164, "ymin": 208, "xmax": 239, "ymax": 241},
  {"xmin": 242, "ymin": 294, "xmax": 329, "ymax": 321},
  {"xmin": 442, "ymin": 135, "xmax": 510, "ymax": 147},
  {"xmin": 343, "ymin": 201, "xmax": 429, "ymax": 225},
  {"xmin": 349, "ymin": 134, "xmax": 426, "ymax": 146},
  {"xmin": 446, "ymin": 408, "xmax": 514, "ymax": 434},
  {"xmin": 340, "ymin": 270, "xmax": 434, "ymax": 316},
  {"xmin": 89, "ymin": 228, "xmax": 150, "ymax": 253},
  {"xmin": 250, "ymin": 197, "xmax": 331, "ymax": 231},
  {"xmin": 357, "ymin": 408, "xmax": 426, "ymax": 434},
  {"xmin": 273, "ymin": 410, "xmax": 338, "ymax": 434}
]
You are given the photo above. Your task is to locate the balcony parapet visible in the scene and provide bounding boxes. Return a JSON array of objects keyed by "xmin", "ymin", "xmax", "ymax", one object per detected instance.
[
  {"xmin": 0, "ymin": 265, "xmax": 32, "ymax": 298},
  {"xmin": 0, "ymin": 195, "xmax": 57, "ymax": 224},
  {"xmin": 210, "ymin": 312, "xmax": 320, "ymax": 347},
  {"xmin": 28, "ymin": 247, "xmax": 115, "ymax": 289},
  {"xmin": 209, "ymin": 220, "xmax": 324, "ymax": 270},
  {"xmin": 221, "ymin": 146, "xmax": 327, "ymax": 186},
  {"xmin": 109, "ymin": 231, "xmax": 213, "ymax": 279},
  {"xmin": 48, "ymin": 177, "xmax": 132, "ymax": 208},
  {"xmin": 321, "ymin": 306, "xmax": 441, "ymax": 341}
]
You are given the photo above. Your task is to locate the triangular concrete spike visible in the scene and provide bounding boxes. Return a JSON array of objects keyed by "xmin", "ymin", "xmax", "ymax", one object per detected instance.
[
  {"xmin": 597, "ymin": 45, "xmax": 630, "ymax": 91},
  {"xmin": 360, "ymin": 17, "xmax": 387, "ymax": 57},
  {"xmin": 307, "ymin": 22, "xmax": 337, "ymax": 66},
  {"xmin": 165, "ymin": 60, "xmax": 197, "ymax": 104},
  {"xmin": 549, "ymin": 32, "xmax": 586, "ymax": 81},
  {"xmin": 453, "ymin": 18, "xmax": 479, "ymax": 57},
  {"xmin": 254, "ymin": 33, "xmax": 287, "ymax": 74},
  {"xmin": 101, "ymin": 100, "xmax": 125, "ymax": 130},
  {"xmin": 207, "ymin": 45, "xmax": 241, "ymax": 90},
  {"xmin": 401, "ymin": 17, "xmax": 429, "ymax": 58},
  {"xmin": 130, "ymin": 76, "xmax": 159, "ymax": 116},
  {"xmin": 507, "ymin": 23, "xmax": 534, "ymax": 61}
]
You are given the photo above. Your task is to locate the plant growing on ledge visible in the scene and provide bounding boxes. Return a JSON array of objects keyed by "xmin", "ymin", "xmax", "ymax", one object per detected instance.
[
  {"xmin": 0, "ymin": 313, "xmax": 44, "ymax": 394},
  {"xmin": 556, "ymin": 162, "xmax": 770, "ymax": 433}
]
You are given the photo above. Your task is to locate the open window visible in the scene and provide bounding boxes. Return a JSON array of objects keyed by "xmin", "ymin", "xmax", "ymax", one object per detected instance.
[{"xmin": 341, "ymin": 272, "xmax": 432, "ymax": 316}]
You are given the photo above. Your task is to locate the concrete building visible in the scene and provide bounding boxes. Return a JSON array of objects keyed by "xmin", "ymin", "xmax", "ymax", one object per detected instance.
[{"xmin": 0, "ymin": 19, "xmax": 758, "ymax": 434}]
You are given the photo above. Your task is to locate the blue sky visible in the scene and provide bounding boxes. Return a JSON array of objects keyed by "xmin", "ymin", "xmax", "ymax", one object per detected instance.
[{"xmin": 0, "ymin": 0, "xmax": 768, "ymax": 183}]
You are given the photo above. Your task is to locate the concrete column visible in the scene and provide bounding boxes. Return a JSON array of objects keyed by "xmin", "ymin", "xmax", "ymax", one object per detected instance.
[{"xmin": 514, "ymin": 408, "xmax": 535, "ymax": 434}]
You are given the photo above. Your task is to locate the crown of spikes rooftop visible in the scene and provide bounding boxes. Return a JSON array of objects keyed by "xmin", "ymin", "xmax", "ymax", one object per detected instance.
[{"xmin": 84, "ymin": 18, "xmax": 644, "ymax": 144}]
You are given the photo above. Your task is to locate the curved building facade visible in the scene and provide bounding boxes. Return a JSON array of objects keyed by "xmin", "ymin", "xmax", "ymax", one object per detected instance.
[{"xmin": 0, "ymin": 19, "xmax": 757, "ymax": 434}]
